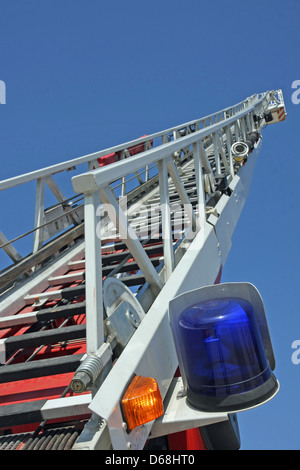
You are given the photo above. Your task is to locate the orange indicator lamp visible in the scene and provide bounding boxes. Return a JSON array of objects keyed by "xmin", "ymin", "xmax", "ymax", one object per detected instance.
[{"xmin": 121, "ymin": 375, "xmax": 163, "ymax": 431}]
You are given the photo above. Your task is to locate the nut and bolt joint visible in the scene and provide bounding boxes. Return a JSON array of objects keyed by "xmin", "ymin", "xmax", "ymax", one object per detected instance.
[{"xmin": 70, "ymin": 355, "xmax": 103, "ymax": 393}]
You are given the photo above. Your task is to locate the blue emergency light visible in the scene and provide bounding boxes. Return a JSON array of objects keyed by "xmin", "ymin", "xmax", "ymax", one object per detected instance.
[{"xmin": 169, "ymin": 283, "xmax": 279, "ymax": 413}]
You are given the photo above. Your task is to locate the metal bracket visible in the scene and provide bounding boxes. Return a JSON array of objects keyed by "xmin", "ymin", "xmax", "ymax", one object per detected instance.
[{"xmin": 149, "ymin": 377, "xmax": 228, "ymax": 439}]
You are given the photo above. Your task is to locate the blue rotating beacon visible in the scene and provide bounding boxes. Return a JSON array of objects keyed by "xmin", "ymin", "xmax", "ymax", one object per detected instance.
[{"xmin": 169, "ymin": 283, "xmax": 278, "ymax": 412}]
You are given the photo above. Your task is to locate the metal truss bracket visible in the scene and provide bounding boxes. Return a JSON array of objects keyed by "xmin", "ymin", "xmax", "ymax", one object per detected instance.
[
  {"xmin": 149, "ymin": 376, "xmax": 228, "ymax": 439},
  {"xmin": 206, "ymin": 143, "xmax": 261, "ymax": 267},
  {"xmin": 72, "ymin": 414, "xmax": 112, "ymax": 450}
]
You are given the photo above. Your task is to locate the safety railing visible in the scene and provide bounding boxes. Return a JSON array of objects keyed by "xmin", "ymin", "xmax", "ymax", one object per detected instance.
[
  {"xmin": 0, "ymin": 90, "xmax": 285, "ymax": 287},
  {"xmin": 70, "ymin": 91, "xmax": 282, "ymax": 357},
  {"xmin": 0, "ymin": 90, "xmax": 285, "ymax": 449},
  {"xmin": 0, "ymin": 91, "xmax": 271, "ymax": 278}
]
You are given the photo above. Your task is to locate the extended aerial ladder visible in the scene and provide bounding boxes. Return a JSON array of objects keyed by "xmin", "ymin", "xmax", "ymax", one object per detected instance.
[{"xmin": 0, "ymin": 90, "xmax": 286, "ymax": 450}]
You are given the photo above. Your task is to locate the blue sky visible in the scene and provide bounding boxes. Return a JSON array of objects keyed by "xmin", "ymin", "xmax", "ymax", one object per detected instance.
[{"xmin": 0, "ymin": 0, "xmax": 299, "ymax": 450}]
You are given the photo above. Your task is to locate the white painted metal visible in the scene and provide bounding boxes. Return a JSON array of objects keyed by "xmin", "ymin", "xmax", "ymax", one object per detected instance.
[
  {"xmin": 0, "ymin": 90, "xmax": 286, "ymax": 450},
  {"xmin": 166, "ymin": 157, "xmax": 198, "ymax": 232},
  {"xmin": 33, "ymin": 177, "xmax": 46, "ymax": 253},
  {"xmin": 0, "ymin": 91, "xmax": 282, "ymax": 272},
  {"xmin": 46, "ymin": 175, "xmax": 82, "ymax": 225},
  {"xmin": 89, "ymin": 222, "xmax": 222, "ymax": 450},
  {"xmin": 40, "ymin": 394, "xmax": 91, "ymax": 421},
  {"xmin": 0, "ymin": 93, "xmax": 265, "ymax": 192},
  {"xmin": 103, "ymin": 277, "xmax": 145, "ymax": 321},
  {"xmin": 0, "ymin": 241, "xmax": 85, "ymax": 316},
  {"xmin": 150, "ymin": 377, "xmax": 229, "ymax": 439},
  {"xmin": 157, "ymin": 159, "xmax": 174, "ymax": 281},
  {"xmin": 71, "ymin": 103, "xmax": 261, "ymax": 195},
  {"xmin": 211, "ymin": 143, "xmax": 261, "ymax": 266},
  {"xmin": 0, "ymin": 231, "xmax": 22, "ymax": 263},
  {"xmin": 69, "ymin": 90, "xmax": 285, "ymax": 450},
  {"xmin": 193, "ymin": 141, "xmax": 206, "ymax": 229},
  {"xmin": 84, "ymin": 190, "xmax": 104, "ymax": 354},
  {"xmin": 48, "ymin": 271, "xmax": 85, "ymax": 285},
  {"xmin": 99, "ymin": 185, "xmax": 163, "ymax": 295}
]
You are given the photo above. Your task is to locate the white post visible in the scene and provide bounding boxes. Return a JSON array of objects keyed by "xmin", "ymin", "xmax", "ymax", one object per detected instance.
[
  {"xmin": 166, "ymin": 157, "xmax": 197, "ymax": 232},
  {"xmin": 84, "ymin": 190, "xmax": 104, "ymax": 354},
  {"xmin": 157, "ymin": 159, "xmax": 174, "ymax": 281},
  {"xmin": 33, "ymin": 177, "xmax": 46, "ymax": 253},
  {"xmin": 193, "ymin": 142, "xmax": 206, "ymax": 229}
]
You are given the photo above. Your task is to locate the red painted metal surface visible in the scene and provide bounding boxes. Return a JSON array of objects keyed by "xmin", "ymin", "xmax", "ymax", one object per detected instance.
[{"xmin": 96, "ymin": 135, "xmax": 152, "ymax": 167}]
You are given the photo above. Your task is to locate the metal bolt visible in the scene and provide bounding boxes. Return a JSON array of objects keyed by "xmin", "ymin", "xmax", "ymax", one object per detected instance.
[
  {"xmin": 71, "ymin": 379, "xmax": 85, "ymax": 393},
  {"xmin": 70, "ymin": 371, "xmax": 92, "ymax": 393},
  {"xmin": 70, "ymin": 354, "xmax": 104, "ymax": 393}
]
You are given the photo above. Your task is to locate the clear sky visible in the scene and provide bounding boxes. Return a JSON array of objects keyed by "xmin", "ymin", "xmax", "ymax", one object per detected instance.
[{"xmin": 0, "ymin": 0, "xmax": 299, "ymax": 450}]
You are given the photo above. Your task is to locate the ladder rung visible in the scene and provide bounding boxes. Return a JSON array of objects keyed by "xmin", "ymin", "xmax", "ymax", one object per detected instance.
[
  {"xmin": 68, "ymin": 260, "xmax": 85, "ymax": 269},
  {"xmin": 101, "ymin": 242, "xmax": 163, "ymax": 266},
  {"xmin": 24, "ymin": 290, "xmax": 63, "ymax": 303},
  {"xmin": 119, "ymin": 273, "xmax": 146, "ymax": 287},
  {"xmin": 25, "ymin": 284, "xmax": 85, "ymax": 304},
  {"xmin": 102, "ymin": 256, "xmax": 162, "ymax": 276},
  {"xmin": 0, "ymin": 354, "xmax": 84, "ymax": 384},
  {"xmin": 61, "ymin": 284, "xmax": 85, "ymax": 300},
  {"xmin": 49, "ymin": 271, "xmax": 85, "ymax": 285},
  {"xmin": 0, "ymin": 302, "xmax": 86, "ymax": 329},
  {"xmin": 0, "ymin": 395, "xmax": 90, "ymax": 429},
  {"xmin": 1, "ymin": 324, "xmax": 86, "ymax": 364},
  {"xmin": 0, "ymin": 399, "xmax": 48, "ymax": 428}
]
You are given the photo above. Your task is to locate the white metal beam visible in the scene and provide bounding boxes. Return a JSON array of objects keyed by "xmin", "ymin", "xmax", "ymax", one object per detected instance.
[
  {"xmin": 193, "ymin": 142, "xmax": 206, "ymax": 228},
  {"xmin": 0, "ymin": 231, "xmax": 22, "ymax": 263},
  {"xmin": 166, "ymin": 157, "xmax": 198, "ymax": 233},
  {"xmin": 71, "ymin": 103, "xmax": 262, "ymax": 195},
  {"xmin": 84, "ymin": 190, "xmax": 104, "ymax": 354},
  {"xmin": 33, "ymin": 177, "xmax": 46, "ymax": 253},
  {"xmin": 99, "ymin": 185, "xmax": 163, "ymax": 295},
  {"xmin": 157, "ymin": 159, "xmax": 174, "ymax": 281},
  {"xmin": 150, "ymin": 377, "xmax": 228, "ymax": 439},
  {"xmin": 0, "ymin": 94, "xmax": 266, "ymax": 192},
  {"xmin": 89, "ymin": 222, "xmax": 222, "ymax": 450}
]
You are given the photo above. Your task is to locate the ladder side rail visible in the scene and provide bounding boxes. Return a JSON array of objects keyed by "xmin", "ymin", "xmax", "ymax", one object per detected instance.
[
  {"xmin": 70, "ymin": 98, "xmax": 264, "ymax": 381},
  {"xmin": 33, "ymin": 177, "xmax": 46, "ymax": 253},
  {"xmin": 83, "ymin": 190, "xmax": 104, "ymax": 354},
  {"xmin": 0, "ymin": 94, "xmax": 267, "ymax": 267},
  {"xmin": 72, "ymin": 98, "xmax": 264, "ymax": 195},
  {"xmin": 0, "ymin": 90, "xmax": 285, "ymax": 448},
  {"xmin": 87, "ymin": 139, "xmax": 264, "ymax": 450},
  {"xmin": 0, "ymin": 94, "xmax": 265, "ymax": 193},
  {"xmin": 157, "ymin": 159, "xmax": 174, "ymax": 281}
]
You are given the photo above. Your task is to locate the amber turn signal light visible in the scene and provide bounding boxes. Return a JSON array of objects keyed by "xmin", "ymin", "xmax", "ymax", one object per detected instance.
[{"xmin": 121, "ymin": 375, "xmax": 163, "ymax": 431}]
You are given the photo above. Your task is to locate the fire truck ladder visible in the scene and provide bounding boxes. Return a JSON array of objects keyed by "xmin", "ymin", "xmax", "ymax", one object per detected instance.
[{"xmin": 0, "ymin": 90, "xmax": 286, "ymax": 450}]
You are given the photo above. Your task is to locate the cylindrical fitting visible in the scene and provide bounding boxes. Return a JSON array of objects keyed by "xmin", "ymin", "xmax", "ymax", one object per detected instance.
[
  {"xmin": 70, "ymin": 354, "xmax": 103, "ymax": 393},
  {"xmin": 231, "ymin": 141, "xmax": 249, "ymax": 162},
  {"xmin": 71, "ymin": 371, "xmax": 93, "ymax": 393},
  {"xmin": 245, "ymin": 132, "xmax": 260, "ymax": 152}
]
